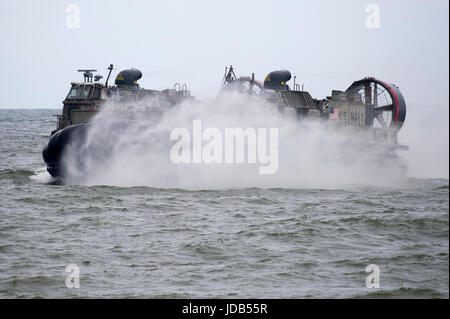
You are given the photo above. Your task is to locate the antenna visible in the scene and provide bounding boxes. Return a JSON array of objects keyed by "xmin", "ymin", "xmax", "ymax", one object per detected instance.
[
  {"xmin": 77, "ymin": 69, "xmax": 97, "ymax": 83},
  {"xmin": 105, "ymin": 64, "xmax": 114, "ymax": 87},
  {"xmin": 222, "ymin": 65, "xmax": 237, "ymax": 87}
]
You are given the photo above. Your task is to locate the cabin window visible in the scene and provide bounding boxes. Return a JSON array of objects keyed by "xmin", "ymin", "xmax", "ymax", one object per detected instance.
[
  {"xmin": 67, "ymin": 87, "xmax": 79, "ymax": 98},
  {"xmin": 81, "ymin": 86, "xmax": 91, "ymax": 99},
  {"xmin": 91, "ymin": 87, "xmax": 101, "ymax": 99}
]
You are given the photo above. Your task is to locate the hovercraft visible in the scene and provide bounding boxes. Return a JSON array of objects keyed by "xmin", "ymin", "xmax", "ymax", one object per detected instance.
[
  {"xmin": 43, "ymin": 64, "xmax": 408, "ymax": 180},
  {"xmin": 42, "ymin": 64, "xmax": 194, "ymax": 179}
]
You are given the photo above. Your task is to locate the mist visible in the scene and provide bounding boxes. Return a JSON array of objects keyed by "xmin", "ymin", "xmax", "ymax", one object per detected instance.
[
  {"xmin": 60, "ymin": 91, "xmax": 410, "ymax": 189},
  {"xmin": 399, "ymin": 101, "xmax": 449, "ymax": 179}
]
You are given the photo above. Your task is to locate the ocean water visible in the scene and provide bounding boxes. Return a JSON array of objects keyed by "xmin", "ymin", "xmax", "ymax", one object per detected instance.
[{"xmin": 0, "ymin": 109, "xmax": 448, "ymax": 298}]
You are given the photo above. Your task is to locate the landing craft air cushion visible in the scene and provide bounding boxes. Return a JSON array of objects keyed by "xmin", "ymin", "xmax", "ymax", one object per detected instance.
[
  {"xmin": 42, "ymin": 64, "xmax": 194, "ymax": 177},
  {"xmin": 42, "ymin": 64, "xmax": 408, "ymax": 180}
]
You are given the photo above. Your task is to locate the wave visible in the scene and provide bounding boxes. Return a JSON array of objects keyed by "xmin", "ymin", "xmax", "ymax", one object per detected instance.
[
  {"xmin": 353, "ymin": 287, "xmax": 447, "ymax": 299},
  {"xmin": 0, "ymin": 169, "xmax": 35, "ymax": 184}
]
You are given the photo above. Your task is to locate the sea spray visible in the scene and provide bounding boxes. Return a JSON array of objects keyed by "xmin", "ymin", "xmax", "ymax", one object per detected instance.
[{"xmin": 61, "ymin": 91, "xmax": 408, "ymax": 189}]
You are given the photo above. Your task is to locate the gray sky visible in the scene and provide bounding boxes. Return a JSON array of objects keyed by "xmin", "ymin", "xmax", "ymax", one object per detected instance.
[{"xmin": 0, "ymin": 0, "xmax": 448, "ymax": 177}]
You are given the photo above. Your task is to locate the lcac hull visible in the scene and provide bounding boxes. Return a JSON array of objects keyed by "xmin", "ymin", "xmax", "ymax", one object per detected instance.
[
  {"xmin": 42, "ymin": 123, "xmax": 91, "ymax": 178},
  {"xmin": 43, "ymin": 118, "xmax": 172, "ymax": 180},
  {"xmin": 43, "ymin": 119, "xmax": 408, "ymax": 182},
  {"xmin": 42, "ymin": 120, "xmax": 143, "ymax": 179}
]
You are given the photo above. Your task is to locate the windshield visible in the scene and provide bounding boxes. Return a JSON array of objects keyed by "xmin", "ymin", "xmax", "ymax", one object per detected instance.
[
  {"xmin": 67, "ymin": 86, "xmax": 79, "ymax": 98},
  {"xmin": 67, "ymin": 85, "xmax": 92, "ymax": 99},
  {"xmin": 81, "ymin": 86, "xmax": 91, "ymax": 98}
]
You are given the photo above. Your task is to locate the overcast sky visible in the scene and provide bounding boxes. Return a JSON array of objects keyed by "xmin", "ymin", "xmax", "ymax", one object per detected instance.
[{"xmin": 0, "ymin": 0, "xmax": 448, "ymax": 177}]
